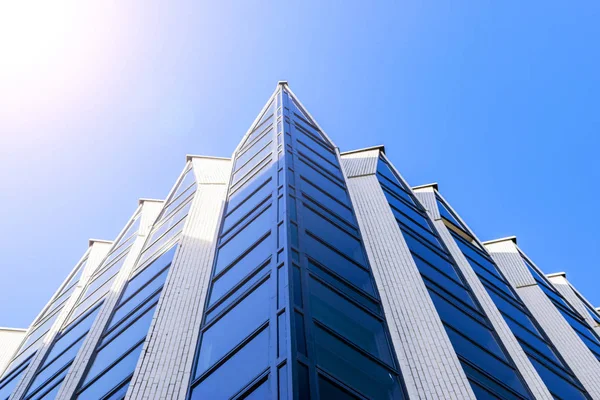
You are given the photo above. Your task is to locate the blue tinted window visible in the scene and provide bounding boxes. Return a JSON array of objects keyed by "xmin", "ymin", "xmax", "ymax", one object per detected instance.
[
  {"xmin": 27, "ymin": 337, "xmax": 83, "ymax": 395},
  {"xmin": 307, "ymin": 260, "xmax": 380, "ymax": 314},
  {"xmin": 190, "ymin": 329, "xmax": 269, "ymax": 400},
  {"xmin": 205, "ymin": 269, "xmax": 270, "ymax": 323},
  {"xmin": 318, "ymin": 375, "xmax": 359, "ymax": 400},
  {"xmin": 216, "ymin": 206, "xmax": 272, "ymax": 272},
  {"xmin": 222, "ymin": 182, "xmax": 272, "ymax": 234},
  {"xmin": 120, "ymin": 245, "xmax": 176, "ymax": 303},
  {"xmin": 233, "ymin": 143, "xmax": 273, "ymax": 185},
  {"xmin": 298, "ymin": 161, "xmax": 348, "ymax": 204},
  {"xmin": 309, "ymin": 278, "xmax": 393, "ymax": 366},
  {"xmin": 84, "ymin": 305, "xmax": 156, "ymax": 385},
  {"xmin": 211, "ymin": 235, "xmax": 272, "ymax": 302},
  {"xmin": 77, "ymin": 343, "xmax": 142, "ymax": 400},
  {"xmin": 195, "ymin": 280, "xmax": 270, "ymax": 377},
  {"xmin": 313, "ymin": 325, "xmax": 403, "ymax": 400},
  {"xmin": 305, "ymin": 234, "xmax": 373, "ymax": 294},
  {"xmin": 236, "ymin": 129, "xmax": 273, "ymax": 170},
  {"xmin": 529, "ymin": 358, "xmax": 588, "ymax": 400},
  {"xmin": 109, "ymin": 290, "xmax": 161, "ymax": 333},
  {"xmin": 0, "ymin": 364, "xmax": 28, "ymax": 400},
  {"xmin": 299, "ymin": 179, "xmax": 354, "ymax": 222},
  {"xmin": 303, "ymin": 207, "xmax": 366, "ymax": 265},
  {"xmin": 445, "ymin": 328, "xmax": 529, "ymax": 398}
]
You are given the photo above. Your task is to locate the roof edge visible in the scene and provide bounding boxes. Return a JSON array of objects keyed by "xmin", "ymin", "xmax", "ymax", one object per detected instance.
[
  {"xmin": 186, "ymin": 154, "xmax": 231, "ymax": 162},
  {"xmin": 88, "ymin": 238, "xmax": 113, "ymax": 247},
  {"xmin": 340, "ymin": 145, "xmax": 385, "ymax": 156},
  {"xmin": 482, "ymin": 236, "xmax": 518, "ymax": 246},
  {"xmin": 546, "ymin": 272, "xmax": 567, "ymax": 279},
  {"xmin": 138, "ymin": 198, "xmax": 164, "ymax": 205},
  {"xmin": 412, "ymin": 182, "xmax": 439, "ymax": 191},
  {"xmin": 0, "ymin": 327, "xmax": 27, "ymax": 332}
]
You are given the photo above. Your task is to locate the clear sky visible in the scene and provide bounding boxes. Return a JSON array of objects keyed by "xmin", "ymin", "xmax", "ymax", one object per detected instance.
[{"xmin": 0, "ymin": 1, "xmax": 598, "ymax": 328}]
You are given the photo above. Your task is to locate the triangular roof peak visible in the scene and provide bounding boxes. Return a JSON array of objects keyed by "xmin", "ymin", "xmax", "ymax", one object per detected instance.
[{"xmin": 233, "ymin": 82, "xmax": 337, "ymax": 156}]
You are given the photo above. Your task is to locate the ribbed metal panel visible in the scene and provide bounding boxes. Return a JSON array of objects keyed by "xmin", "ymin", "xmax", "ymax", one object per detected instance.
[
  {"xmin": 346, "ymin": 174, "xmax": 476, "ymax": 400},
  {"xmin": 517, "ymin": 285, "xmax": 600, "ymax": 397},
  {"xmin": 340, "ymin": 149, "xmax": 379, "ymax": 177},
  {"xmin": 486, "ymin": 241, "xmax": 537, "ymax": 288},
  {"xmin": 433, "ymin": 220, "xmax": 552, "ymax": 399},
  {"xmin": 413, "ymin": 188, "xmax": 441, "ymax": 220},
  {"xmin": 127, "ymin": 160, "xmax": 230, "ymax": 400},
  {"xmin": 9, "ymin": 240, "xmax": 112, "ymax": 399},
  {"xmin": 55, "ymin": 201, "xmax": 163, "ymax": 399}
]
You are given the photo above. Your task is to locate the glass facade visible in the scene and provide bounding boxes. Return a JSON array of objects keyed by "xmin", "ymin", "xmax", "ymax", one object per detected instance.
[
  {"xmin": 188, "ymin": 88, "xmax": 407, "ymax": 399},
  {"xmin": 74, "ymin": 163, "xmax": 197, "ymax": 400},
  {"xmin": 520, "ymin": 254, "xmax": 600, "ymax": 364},
  {"xmin": 4, "ymin": 82, "xmax": 600, "ymax": 400},
  {"xmin": 436, "ymin": 194, "xmax": 591, "ymax": 399},
  {"xmin": 0, "ymin": 253, "xmax": 90, "ymax": 400},
  {"xmin": 375, "ymin": 156, "xmax": 533, "ymax": 399}
]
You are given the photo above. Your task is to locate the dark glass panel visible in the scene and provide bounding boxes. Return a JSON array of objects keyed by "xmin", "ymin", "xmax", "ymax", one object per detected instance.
[
  {"xmin": 445, "ymin": 328, "xmax": 529, "ymax": 398},
  {"xmin": 307, "ymin": 260, "xmax": 380, "ymax": 314},
  {"xmin": 429, "ymin": 290, "xmax": 505, "ymax": 359},
  {"xmin": 83, "ymin": 305, "xmax": 156, "ymax": 385},
  {"xmin": 216, "ymin": 206, "xmax": 272, "ymax": 273},
  {"xmin": 222, "ymin": 182, "xmax": 272, "ymax": 234},
  {"xmin": 304, "ymin": 234, "xmax": 373, "ymax": 294},
  {"xmin": 313, "ymin": 325, "xmax": 403, "ymax": 400},
  {"xmin": 460, "ymin": 362, "xmax": 524, "ymax": 400},
  {"xmin": 297, "ymin": 363, "xmax": 310, "ymax": 400},
  {"xmin": 205, "ymin": 269, "xmax": 269, "ymax": 323},
  {"xmin": 309, "ymin": 278, "xmax": 393, "ymax": 366},
  {"xmin": 436, "ymin": 198, "xmax": 467, "ymax": 231},
  {"xmin": 77, "ymin": 343, "xmax": 143, "ymax": 400},
  {"xmin": 303, "ymin": 207, "xmax": 366, "ymax": 265},
  {"xmin": 318, "ymin": 375, "xmax": 359, "ymax": 400},
  {"xmin": 413, "ymin": 257, "xmax": 475, "ymax": 308},
  {"xmin": 109, "ymin": 289, "xmax": 161, "ymax": 332},
  {"xmin": 190, "ymin": 329, "xmax": 269, "ymax": 400},
  {"xmin": 295, "ymin": 312, "xmax": 307, "ymax": 356},
  {"xmin": 120, "ymin": 246, "xmax": 176, "ymax": 304},
  {"xmin": 297, "ymin": 161, "xmax": 348, "ymax": 205},
  {"xmin": 195, "ymin": 281, "xmax": 270, "ymax": 377},
  {"xmin": 103, "ymin": 295, "xmax": 159, "ymax": 346},
  {"xmin": 241, "ymin": 379, "xmax": 270, "ymax": 399},
  {"xmin": 299, "ymin": 178, "xmax": 353, "ymax": 220},
  {"xmin": 25, "ymin": 365, "xmax": 68, "ymax": 400},
  {"xmin": 529, "ymin": 358, "xmax": 588, "ymax": 400}
]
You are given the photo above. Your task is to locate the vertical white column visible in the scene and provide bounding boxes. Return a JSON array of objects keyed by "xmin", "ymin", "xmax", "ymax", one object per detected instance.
[
  {"xmin": 486, "ymin": 239, "xmax": 600, "ymax": 398},
  {"xmin": 414, "ymin": 187, "xmax": 552, "ymax": 399},
  {"xmin": 126, "ymin": 156, "xmax": 231, "ymax": 400},
  {"xmin": 341, "ymin": 151, "xmax": 476, "ymax": 400},
  {"xmin": 8, "ymin": 239, "xmax": 112, "ymax": 399},
  {"xmin": 56, "ymin": 200, "xmax": 163, "ymax": 399},
  {"xmin": 0, "ymin": 329, "xmax": 26, "ymax": 374}
]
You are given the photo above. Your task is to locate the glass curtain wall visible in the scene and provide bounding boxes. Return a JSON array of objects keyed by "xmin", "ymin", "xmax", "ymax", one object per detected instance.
[
  {"xmin": 436, "ymin": 194, "xmax": 590, "ymax": 399},
  {"xmin": 375, "ymin": 155, "xmax": 533, "ymax": 400},
  {"xmin": 188, "ymin": 86, "xmax": 407, "ymax": 400}
]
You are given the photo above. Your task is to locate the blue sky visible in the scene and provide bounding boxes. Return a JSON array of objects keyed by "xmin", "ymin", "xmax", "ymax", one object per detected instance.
[{"xmin": 1, "ymin": 1, "xmax": 598, "ymax": 327}]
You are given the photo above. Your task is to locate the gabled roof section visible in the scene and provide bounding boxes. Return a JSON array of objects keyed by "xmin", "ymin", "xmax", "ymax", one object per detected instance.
[
  {"xmin": 233, "ymin": 82, "xmax": 338, "ymax": 157},
  {"xmin": 282, "ymin": 83, "xmax": 337, "ymax": 148}
]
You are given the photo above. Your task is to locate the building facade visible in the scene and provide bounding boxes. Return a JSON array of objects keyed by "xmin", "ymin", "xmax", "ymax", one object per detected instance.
[{"xmin": 1, "ymin": 82, "xmax": 599, "ymax": 400}]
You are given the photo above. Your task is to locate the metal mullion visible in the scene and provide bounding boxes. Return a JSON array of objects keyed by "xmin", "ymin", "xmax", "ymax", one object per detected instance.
[
  {"xmin": 307, "ymin": 272, "xmax": 384, "ymax": 322},
  {"xmin": 305, "ymin": 256, "xmax": 381, "ymax": 304},
  {"xmin": 223, "ymin": 178, "xmax": 272, "ymax": 218},
  {"xmin": 304, "ymin": 231, "xmax": 370, "ymax": 272},
  {"xmin": 206, "ymin": 259, "xmax": 271, "ymax": 314},
  {"xmin": 77, "ymin": 338, "xmax": 145, "ymax": 393},
  {"xmin": 201, "ymin": 273, "xmax": 270, "ymax": 329},
  {"xmin": 313, "ymin": 320, "xmax": 399, "ymax": 374},
  {"xmin": 219, "ymin": 198, "xmax": 273, "ymax": 243},
  {"xmin": 192, "ymin": 322, "xmax": 269, "ymax": 386}
]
